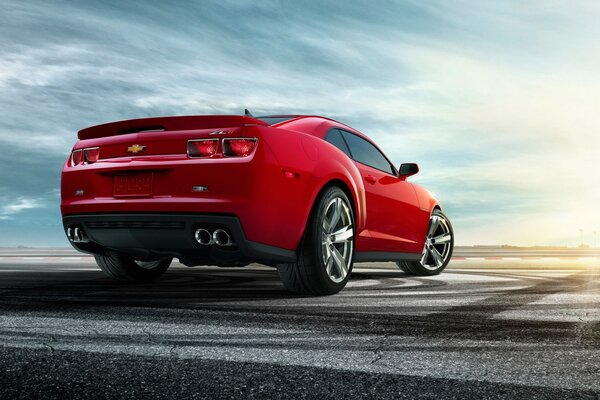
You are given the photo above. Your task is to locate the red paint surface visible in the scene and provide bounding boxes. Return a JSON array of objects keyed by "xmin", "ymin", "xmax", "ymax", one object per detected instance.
[{"xmin": 61, "ymin": 115, "xmax": 439, "ymax": 253}]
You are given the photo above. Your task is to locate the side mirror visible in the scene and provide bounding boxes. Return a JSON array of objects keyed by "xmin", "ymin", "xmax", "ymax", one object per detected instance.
[{"xmin": 398, "ymin": 163, "xmax": 419, "ymax": 178}]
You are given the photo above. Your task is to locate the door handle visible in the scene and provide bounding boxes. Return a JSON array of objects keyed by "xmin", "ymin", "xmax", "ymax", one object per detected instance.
[{"xmin": 364, "ymin": 175, "xmax": 377, "ymax": 185}]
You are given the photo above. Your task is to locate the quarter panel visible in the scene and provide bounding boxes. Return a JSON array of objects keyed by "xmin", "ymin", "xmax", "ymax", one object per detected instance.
[{"xmin": 258, "ymin": 127, "xmax": 367, "ymax": 248}]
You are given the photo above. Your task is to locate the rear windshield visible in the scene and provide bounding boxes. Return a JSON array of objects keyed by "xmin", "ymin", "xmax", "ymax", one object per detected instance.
[{"xmin": 256, "ymin": 116, "xmax": 295, "ymax": 125}]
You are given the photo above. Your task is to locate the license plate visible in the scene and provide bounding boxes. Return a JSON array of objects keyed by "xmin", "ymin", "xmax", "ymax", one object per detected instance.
[{"xmin": 114, "ymin": 173, "xmax": 153, "ymax": 197}]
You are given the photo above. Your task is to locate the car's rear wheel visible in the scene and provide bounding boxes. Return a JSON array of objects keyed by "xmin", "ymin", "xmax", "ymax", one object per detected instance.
[
  {"xmin": 95, "ymin": 251, "xmax": 172, "ymax": 282},
  {"xmin": 397, "ymin": 209, "xmax": 453, "ymax": 276},
  {"xmin": 277, "ymin": 186, "xmax": 355, "ymax": 295}
]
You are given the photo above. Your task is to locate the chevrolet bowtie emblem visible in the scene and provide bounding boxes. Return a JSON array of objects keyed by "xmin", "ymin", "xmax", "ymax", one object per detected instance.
[{"xmin": 127, "ymin": 144, "xmax": 146, "ymax": 154}]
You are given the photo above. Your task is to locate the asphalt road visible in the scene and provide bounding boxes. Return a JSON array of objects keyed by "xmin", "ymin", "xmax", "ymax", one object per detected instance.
[{"xmin": 1, "ymin": 254, "xmax": 600, "ymax": 399}]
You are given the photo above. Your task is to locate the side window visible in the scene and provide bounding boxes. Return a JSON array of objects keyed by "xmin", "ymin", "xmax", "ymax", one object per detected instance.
[
  {"xmin": 324, "ymin": 129, "xmax": 352, "ymax": 157},
  {"xmin": 340, "ymin": 130, "xmax": 395, "ymax": 175}
]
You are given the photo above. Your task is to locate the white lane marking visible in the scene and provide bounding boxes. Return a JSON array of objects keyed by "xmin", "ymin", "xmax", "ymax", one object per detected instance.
[
  {"xmin": 431, "ymin": 273, "xmax": 520, "ymax": 282},
  {"xmin": 0, "ymin": 315, "xmax": 304, "ymax": 336},
  {"xmin": 494, "ymin": 309, "xmax": 600, "ymax": 323},
  {"xmin": 347, "ymin": 279, "xmax": 423, "ymax": 288},
  {"xmin": 339, "ymin": 286, "xmax": 531, "ymax": 297}
]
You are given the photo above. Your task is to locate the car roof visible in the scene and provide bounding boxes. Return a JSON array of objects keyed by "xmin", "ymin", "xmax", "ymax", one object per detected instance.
[
  {"xmin": 257, "ymin": 115, "xmax": 369, "ymax": 140},
  {"xmin": 258, "ymin": 114, "xmax": 395, "ymax": 172}
]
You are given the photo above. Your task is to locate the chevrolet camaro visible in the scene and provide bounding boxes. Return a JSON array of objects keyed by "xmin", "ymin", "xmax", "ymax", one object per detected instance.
[{"xmin": 61, "ymin": 112, "xmax": 453, "ymax": 295}]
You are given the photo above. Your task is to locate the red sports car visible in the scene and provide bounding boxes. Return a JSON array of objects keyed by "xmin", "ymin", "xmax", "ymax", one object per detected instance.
[{"xmin": 61, "ymin": 112, "xmax": 453, "ymax": 295}]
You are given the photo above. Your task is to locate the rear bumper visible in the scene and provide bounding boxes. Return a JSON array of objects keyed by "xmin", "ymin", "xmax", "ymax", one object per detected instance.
[{"xmin": 62, "ymin": 213, "xmax": 297, "ymax": 266}]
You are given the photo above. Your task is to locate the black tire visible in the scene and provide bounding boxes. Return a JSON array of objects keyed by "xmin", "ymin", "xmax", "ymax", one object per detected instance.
[
  {"xmin": 277, "ymin": 186, "xmax": 355, "ymax": 295},
  {"xmin": 94, "ymin": 251, "xmax": 172, "ymax": 282},
  {"xmin": 397, "ymin": 209, "xmax": 454, "ymax": 276}
]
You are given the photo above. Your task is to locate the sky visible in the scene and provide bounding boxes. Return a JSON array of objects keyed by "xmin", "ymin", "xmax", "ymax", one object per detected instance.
[{"xmin": 0, "ymin": 0, "xmax": 599, "ymax": 247}]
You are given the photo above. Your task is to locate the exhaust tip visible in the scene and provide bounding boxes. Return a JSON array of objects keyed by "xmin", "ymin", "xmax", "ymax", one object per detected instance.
[
  {"xmin": 195, "ymin": 228, "xmax": 214, "ymax": 246},
  {"xmin": 74, "ymin": 227, "xmax": 82, "ymax": 242},
  {"xmin": 213, "ymin": 229, "xmax": 233, "ymax": 246},
  {"xmin": 67, "ymin": 226, "xmax": 89, "ymax": 243}
]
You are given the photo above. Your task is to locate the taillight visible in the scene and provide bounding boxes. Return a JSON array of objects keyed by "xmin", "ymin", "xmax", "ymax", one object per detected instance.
[
  {"xmin": 188, "ymin": 139, "xmax": 218, "ymax": 158},
  {"xmin": 84, "ymin": 147, "xmax": 99, "ymax": 163},
  {"xmin": 223, "ymin": 138, "xmax": 258, "ymax": 157},
  {"xmin": 71, "ymin": 147, "xmax": 100, "ymax": 166},
  {"xmin": 71, "ymin": 149, "xmax": 83, "ymax": 166}
]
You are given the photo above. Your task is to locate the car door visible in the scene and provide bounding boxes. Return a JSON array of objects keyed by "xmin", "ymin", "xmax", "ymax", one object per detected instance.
[{"xmin": 339, "ymin": 129, "xmax": 422, "ymax": 253}]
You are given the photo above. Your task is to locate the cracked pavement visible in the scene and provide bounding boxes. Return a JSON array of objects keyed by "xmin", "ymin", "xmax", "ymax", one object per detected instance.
[{"xmin": 1, "ymin": 255, "xmax": 600, "ymax": 399}]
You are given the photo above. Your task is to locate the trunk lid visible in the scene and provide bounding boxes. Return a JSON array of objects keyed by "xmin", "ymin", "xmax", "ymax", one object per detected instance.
[{"xmin": 76, "ymin": 115, "xmax": 267, "ymax": 160}]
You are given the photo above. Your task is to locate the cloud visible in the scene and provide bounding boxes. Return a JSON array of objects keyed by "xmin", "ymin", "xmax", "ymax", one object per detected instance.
[
  {"xmin": 1, "ymin": 197, "xmax": 42, "ymax": 218},
  {"xmin": 0, "ymin": 45, "xmax": 94, "ymax": 88}
]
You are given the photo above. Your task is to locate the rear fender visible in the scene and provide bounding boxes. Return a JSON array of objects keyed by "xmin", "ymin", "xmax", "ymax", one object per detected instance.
[
  {"xmin": 305, "ymin": 163, "xmax": 366, "ymax": 233},
  {"xmin": 259, "ymin": 127, "xmax": 366, "ymax": 250}
]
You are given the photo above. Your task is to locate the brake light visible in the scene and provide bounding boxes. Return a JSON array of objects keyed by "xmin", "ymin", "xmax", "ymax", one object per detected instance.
[
  {"xmin": 188, "ymin": 139, "xmax": 218, "ymax": 158},
  {"xmin": 71, "ymin": 149, "xmax": 83, "ymax": 166},
  {"xmin": 84, "ymin": 147, "xmax": 99, "ymax": 163},
  {"xmin": 223, "ymin": 138, "xmax": 257, "ymax": 157}
]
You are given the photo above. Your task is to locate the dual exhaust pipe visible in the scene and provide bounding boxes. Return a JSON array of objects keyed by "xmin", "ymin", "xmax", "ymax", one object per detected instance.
[
  {"xmin": 195, "ymin": 228, "xmax": 234, "ymax": 247},
  {"xmin": 66, "ymin": 226, "xmax": 89, "ymax": 243},
  {"xmin": 67, "ymin": 225, "xmax": 232, "ymax": 247}
]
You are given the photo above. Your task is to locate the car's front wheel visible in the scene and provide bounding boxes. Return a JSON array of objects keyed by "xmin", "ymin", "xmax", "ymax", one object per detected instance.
[
  {"xmin": 397, "ymin": 209, "xmax": 453, "ymax": 276},
  {"xmin": 95, "ymin": 251, "xmax": 172, "ymax": 282},
  {"xmin": 277, "ymin": 186, "xmax": 355, "ymax": 295}
]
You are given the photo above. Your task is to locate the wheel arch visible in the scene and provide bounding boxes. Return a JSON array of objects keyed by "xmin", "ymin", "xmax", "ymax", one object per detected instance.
[
  {"xmin": 296, "ymin": 177, "xmax": 363, "ymax": 252},
  {"xmin": 319, "ymin": 179, "xmax": 357, "ymax": 216}
]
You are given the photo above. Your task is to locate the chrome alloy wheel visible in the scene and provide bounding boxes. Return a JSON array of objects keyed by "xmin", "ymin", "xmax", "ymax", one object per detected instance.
[
  {"xmin": 321, "ymin": 197, "xmax": 354, "ymax": 283},
  {"xmin": 420, "ymin": 213, "xmax": 452, "ymax": 270}
]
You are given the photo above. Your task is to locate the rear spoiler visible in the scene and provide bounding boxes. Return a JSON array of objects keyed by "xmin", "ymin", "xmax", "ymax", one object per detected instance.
[{"xmin": 77, "ymin": 115, "xmax": 268, "ymax": 140}]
